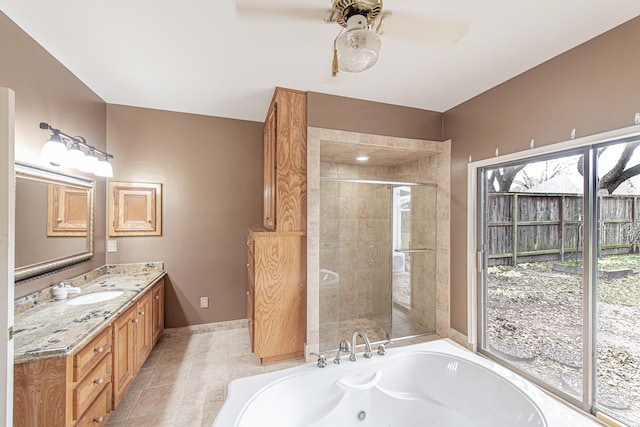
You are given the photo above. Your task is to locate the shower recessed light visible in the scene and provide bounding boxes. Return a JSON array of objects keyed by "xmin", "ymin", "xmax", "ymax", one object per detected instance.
[{"xmin": 356, "ymin": 156, "xmax": 369, "ymax": 162}]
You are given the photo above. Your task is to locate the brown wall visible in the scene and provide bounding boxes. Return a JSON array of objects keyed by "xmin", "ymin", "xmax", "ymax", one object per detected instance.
[
  {"xmin": 0, "ymin": 12, "xmax": 107, "ymax": 298},
  {"xmin": 105, "ymin": 104, "xmax": 263, "ymax": 328},
  {"xmin": 308, "ymin": 92, "xmax": 443, "ymax": 141},
  {"xmin": 443, "ymin": 16, "xmax": 640, "ymax": 334}
]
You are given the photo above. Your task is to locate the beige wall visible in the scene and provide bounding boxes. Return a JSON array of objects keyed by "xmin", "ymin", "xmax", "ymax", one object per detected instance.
[
  {"xmin": 444, "ymin": 16, "xmax": 640, "ymax": 334},
  {"xmin": 105, "ymin": 104, "xmax": 263, "ymax": 328},
  {"xmin": 308, "ymin": 92, "xmax": 443, "ymax": 141},
  {"xmin": 0, "ymin": 12, "xmax": 107, "ymax": 298}
]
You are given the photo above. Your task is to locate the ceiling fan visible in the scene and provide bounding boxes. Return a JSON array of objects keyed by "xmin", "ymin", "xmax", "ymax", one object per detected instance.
[{"xmin": 235, "ymin": 0, "xmax": 468, "ymax": 76}]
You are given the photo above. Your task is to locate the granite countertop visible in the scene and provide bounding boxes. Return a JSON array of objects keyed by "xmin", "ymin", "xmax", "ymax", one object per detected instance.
[{"xmin": 14, "ymin": 268, "xmax": 166, "ymax": 364}]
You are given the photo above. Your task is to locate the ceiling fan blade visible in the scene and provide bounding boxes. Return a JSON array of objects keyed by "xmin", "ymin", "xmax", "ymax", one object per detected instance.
[
  {"xmin": 375, "ymin": 11, "xmax": 470, "ymax": 48},
  {"xmin": 235, "ymin": 0, "xmax": 330, "ymax": 22}
]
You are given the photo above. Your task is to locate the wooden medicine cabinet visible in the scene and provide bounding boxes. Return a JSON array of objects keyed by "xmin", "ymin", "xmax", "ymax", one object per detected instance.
[{"xmin": 109, "ymin": 181, "xmax": 162, "ymax": 236}]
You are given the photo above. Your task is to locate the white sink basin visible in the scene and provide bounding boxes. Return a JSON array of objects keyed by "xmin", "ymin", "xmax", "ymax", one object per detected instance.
[{"xmin": 67, "ymin": 290, "xmax": 124, "ymax": 306}]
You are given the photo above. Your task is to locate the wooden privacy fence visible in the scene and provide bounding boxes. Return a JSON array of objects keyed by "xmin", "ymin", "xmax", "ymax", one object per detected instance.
[{"xmin": 486, "ymin": 192, "xmax": 640, "ymax": 266}]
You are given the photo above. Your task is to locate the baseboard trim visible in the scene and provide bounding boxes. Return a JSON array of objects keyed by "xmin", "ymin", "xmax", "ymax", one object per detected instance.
[{"xmin": 163, "ymin": 318, "xmax": 248, "ymax": 337}]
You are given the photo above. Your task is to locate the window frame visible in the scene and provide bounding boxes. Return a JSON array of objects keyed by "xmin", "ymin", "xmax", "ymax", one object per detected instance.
[{"xmin": 466, "ymin": 125, "xmax": 640, "ymax": 418}]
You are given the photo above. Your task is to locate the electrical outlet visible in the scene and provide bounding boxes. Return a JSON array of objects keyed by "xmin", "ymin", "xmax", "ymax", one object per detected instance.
[
  {"xmin": 200, "ymin": 296, "xmax": 209, "ymax": 309},
  {"xmin": 107, "ymin": 240, "xmax": 117, "ymax": 252}
]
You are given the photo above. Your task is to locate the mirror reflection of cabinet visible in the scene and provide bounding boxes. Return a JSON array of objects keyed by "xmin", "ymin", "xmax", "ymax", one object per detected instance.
[
  {"xmin": 15, "ymin": 163, "xmax": 95, "ymax": 282},
  {"xmin": 47, "ymin": 184, "xmax": 88, "ymax": 236}
]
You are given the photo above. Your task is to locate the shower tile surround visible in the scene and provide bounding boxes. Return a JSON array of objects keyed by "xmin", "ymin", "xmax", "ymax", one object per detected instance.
[{"xmin": 307, "ymin": 127, "xmax": 452, "ymax": 357}]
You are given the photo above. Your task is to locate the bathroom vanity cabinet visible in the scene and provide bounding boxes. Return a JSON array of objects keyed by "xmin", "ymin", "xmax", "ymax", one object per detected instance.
[
  {"xmin": 262, "ymin": 87, "xmax": 307, "ymax": 232},
  {"xmin": 247, "ymin": 229, "xmax": 306, "ymax": 364},
  {"xmin": 113, "ymin": 278, "xmax": 163, "ymax": 407},
  {"xmin": 152, "ymin": 280, "xmax": 165, "ymax": 344},
  {"xmin": 13, "ymin": 276, "xmax": 165, "ymax": 426},
  {"xmin": 14, "ymin": 325, "xmax": 114, "ymax": 427}
]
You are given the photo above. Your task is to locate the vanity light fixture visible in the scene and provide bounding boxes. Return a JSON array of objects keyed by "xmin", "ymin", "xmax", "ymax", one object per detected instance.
[
  {"xmin": 63, "ymin": 140, "xmax": 86, "ymax": 169},
  {"xmin": 79, "ymin": 147, "xmax": 99, "ymax": 173},
  {"xmin": 40, "ymin": 131, "xmax": 67, "ymax": 167},
  {"xmin": 95, "ymin": 153, "xmax": 114, "ymax": 177},
  {"xmin": 356, "ymin": 155, "xmax": 370, "ymax": 162},
  {"xmin": 39, "ymin": 122, "xmax": 114, "ymax": 178}
]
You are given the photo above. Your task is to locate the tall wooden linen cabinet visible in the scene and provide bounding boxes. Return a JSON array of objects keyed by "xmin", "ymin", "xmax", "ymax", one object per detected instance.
[{"xmin": 247, "ymin": 87, "xmax": 307, "ymax": 364}]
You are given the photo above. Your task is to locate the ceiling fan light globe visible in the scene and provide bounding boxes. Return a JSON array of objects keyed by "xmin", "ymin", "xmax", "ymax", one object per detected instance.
[{"xmin": 336, "ymin": 28, "xmax": 381, "ymax": 72}]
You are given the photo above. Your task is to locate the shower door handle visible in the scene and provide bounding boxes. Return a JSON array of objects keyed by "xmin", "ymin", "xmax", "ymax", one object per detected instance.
[{"xmin": 369, "ymin": 245, "xmax": 379, "ymax": 263}]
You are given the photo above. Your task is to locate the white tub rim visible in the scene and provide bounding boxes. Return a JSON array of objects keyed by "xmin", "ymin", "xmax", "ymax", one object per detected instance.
[{"xmin": 213, "ymin": 339, "xmax": 600, "ymax": 427}]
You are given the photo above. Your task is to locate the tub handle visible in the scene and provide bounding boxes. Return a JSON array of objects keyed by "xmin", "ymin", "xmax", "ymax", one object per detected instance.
[{"xmin": 336, "ymin": 371, "xmax": 382, "ymax": 391}]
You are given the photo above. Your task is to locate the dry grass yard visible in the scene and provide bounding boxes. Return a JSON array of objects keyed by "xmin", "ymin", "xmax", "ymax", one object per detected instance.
[{"xmin": 486, "ymin": 255, "xmax": 640, "ymax": 426}]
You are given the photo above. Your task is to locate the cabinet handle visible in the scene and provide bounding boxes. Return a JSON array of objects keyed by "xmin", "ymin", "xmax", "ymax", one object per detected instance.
[
  {"xmin": 133, "ymin": 319, "xmax": 139, "ymax": 324},
  {"xmin": 247, "ymin": 291, "xmax": 250, "ymax": 296},
  {"xmin": 94, "ymin": 346, "xmax": 104, "ymax": 353},
  {"xmin": 139, "ymin": 311, "xmax": 145, "ymax": 315},
  {"xmin": 94, "ymin": 416, "xmax": 104, "ymax": 423},
  {"xmin": 246, "ymin": 263, "xmax": 250, "ymax": 268},
  {"xmin": 155, "ymin": 295, "xmax": 159, "ymax": 300},
  {"xmin": 94, "ymin": 377, "xmax": 104, "ymax": 385}
]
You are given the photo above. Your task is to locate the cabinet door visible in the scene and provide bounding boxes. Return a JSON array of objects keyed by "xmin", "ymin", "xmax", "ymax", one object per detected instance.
[
  {"xmin": 152, "ymin": 280, "xmax": 165, "ymax": 345},
  {"xmin": 109, "ymin": 181, "xmax": 162, "ymax": 236},
  {"xmin": 253, "ymin": 234, "xmax": 305, "ymax": 359},
  {"xmin": 263, "ymin": 104, "xmax": 277, "ymax": 230},
  {"xmin": 272, "ymin": 89, "xmax": 307, "ymax": 232},
  {"xmin": 135, "ymin": 291, "xmax": 154, "ymax": 371},
  {"xmin": 112, "ymin": 305, "xmax": 136, "ymax": 408}
]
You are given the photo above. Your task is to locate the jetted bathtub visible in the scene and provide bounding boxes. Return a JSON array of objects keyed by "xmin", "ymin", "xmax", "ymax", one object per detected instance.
[{"xmin": 213, "ymin": 340, "xmax": 600, "ymax": 427}]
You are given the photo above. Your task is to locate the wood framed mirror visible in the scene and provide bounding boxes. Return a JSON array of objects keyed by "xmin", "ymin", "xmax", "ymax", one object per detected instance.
[{"xmin": 15, "ymin": 163, "xmax": 95, "ymax": 282}]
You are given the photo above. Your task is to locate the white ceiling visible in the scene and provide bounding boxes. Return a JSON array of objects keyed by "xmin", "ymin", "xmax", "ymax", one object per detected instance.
[{"xmin": 2, "ymin": 1, "xmax": 640, "ymax": 123}]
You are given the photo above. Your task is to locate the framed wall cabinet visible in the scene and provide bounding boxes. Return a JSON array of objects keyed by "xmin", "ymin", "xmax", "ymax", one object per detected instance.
[{"xmin": 109, "ymin": 181, "xmax": 162, "ymax": 237}]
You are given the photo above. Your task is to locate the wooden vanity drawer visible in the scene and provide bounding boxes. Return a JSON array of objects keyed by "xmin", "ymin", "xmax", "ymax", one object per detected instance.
[
  {"xmin": 74, "ymin": 384, "xmax": 111, "ymax": 427},
  {"xmin": 74, "ymin": 326, "xmax": 111, "ymax": 382},
  {"xmin": 74, "ymin": 354, "xmax": 111, "ymax": 420}
]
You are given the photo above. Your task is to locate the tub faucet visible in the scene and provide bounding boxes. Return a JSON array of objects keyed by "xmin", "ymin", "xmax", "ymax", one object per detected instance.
[
  {"xmin": 349, "ymin": 329, "xmax": 373, "ymax": 362},
  {"xmin": 309, "ymin": 352, "xmax": 327, "ymax": 368},
  {"xmin": 334, "ymin": 339, "xmax": 351, "ymax": 364}
]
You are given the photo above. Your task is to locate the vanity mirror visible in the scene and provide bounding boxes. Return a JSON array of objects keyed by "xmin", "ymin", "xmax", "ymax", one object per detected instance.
[{"xmin": 15, "ymin": 163, "xmax": 95, "ymax": 282}]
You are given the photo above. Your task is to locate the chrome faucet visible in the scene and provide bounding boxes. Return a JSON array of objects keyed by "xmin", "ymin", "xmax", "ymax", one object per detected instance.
[
  {"xmin": 309, "ymin": 352, "xmax": 328, "ymax": 368},
  {"xmin": 349, "ymin": 329, "xmax": 373, "ymax": 362},
  {"xmin": 334, "ymin": 339, "xmax": 351, "ymax": 364}
]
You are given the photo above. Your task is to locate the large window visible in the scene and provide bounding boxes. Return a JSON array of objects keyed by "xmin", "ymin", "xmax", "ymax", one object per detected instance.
[{"xmin": 477, "ymin": 137, "xmax": 640, "ymax": 425}]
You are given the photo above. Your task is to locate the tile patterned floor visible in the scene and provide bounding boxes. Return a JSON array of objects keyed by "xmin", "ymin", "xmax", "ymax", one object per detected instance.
[{"xmin": 106, "ymin": 327, "xmax": 304, "ymax": 427}]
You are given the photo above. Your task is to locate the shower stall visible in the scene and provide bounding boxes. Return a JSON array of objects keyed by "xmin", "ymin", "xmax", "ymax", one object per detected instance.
[{"xmin": 318, "ymin": 178, "xmax": 438, "ymax": 352}]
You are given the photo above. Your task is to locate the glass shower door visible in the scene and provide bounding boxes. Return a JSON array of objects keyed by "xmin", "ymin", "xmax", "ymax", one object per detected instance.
[
  {"xmin": 371, "ymin": 183, "xmax": 392, "ymax": 341},
  {"xmin": 391, "ymin": 184, "xmax": 438, "ymax": 338}
]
